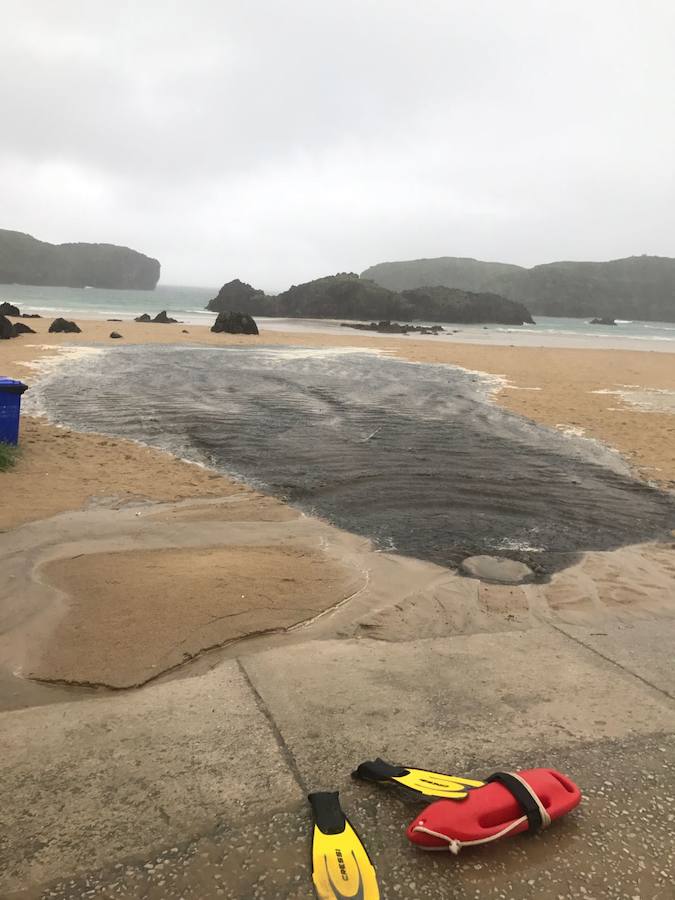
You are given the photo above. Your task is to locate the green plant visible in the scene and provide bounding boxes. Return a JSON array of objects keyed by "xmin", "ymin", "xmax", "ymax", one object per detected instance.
[{"xmin": 0, "ymin": 442, "xmax": 19, "ymax": 471}]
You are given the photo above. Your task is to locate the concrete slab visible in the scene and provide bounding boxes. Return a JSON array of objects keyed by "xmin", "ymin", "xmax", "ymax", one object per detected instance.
[
  {"xmin": 0, "ymin": 660, "xmax": 303, "ymax": 894},
  {"xmin": 556, "ymin": 619, "xmax": 675, "ymax": 699},
  {"xmin": 242, "ymin": 628, "xmax": 675, "ymax": 782},
  {"xmin": 11, "ymin": 733, "xmax": 675, "ymax": 900}
]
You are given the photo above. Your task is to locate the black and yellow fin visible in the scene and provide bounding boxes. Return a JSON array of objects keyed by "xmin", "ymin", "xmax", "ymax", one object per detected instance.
[
  {"xmin": 308, "ymin": 791, "xmax": 380, "ymax": 900},
  {"xmin": 352, "ymin": 757, "xmax": 484, "ymax": 800}
]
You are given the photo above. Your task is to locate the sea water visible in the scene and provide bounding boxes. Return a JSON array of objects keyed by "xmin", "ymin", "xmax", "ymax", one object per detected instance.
[{"xmin": 2, "ymin": 283, "xmax": 675, "ymax": 350}]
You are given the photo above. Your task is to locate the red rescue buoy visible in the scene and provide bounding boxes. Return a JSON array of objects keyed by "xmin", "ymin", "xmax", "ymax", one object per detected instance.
[{"xmin": 407, "ymin": 768, "xmax": 581, "ymax": 854}]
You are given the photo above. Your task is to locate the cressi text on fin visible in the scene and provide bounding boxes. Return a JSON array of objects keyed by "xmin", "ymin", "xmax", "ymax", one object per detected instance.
[
  {"xmin": 352, "ymin": 757, "xmax": 484, "ymax": 800},
  {"xmin": 308, "ymin": 791, "xmax": 380, "ymax": 900}
]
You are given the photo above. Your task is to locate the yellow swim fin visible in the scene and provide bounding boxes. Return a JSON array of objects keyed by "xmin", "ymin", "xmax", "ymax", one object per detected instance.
[
  {"xmin": 352, "ymin": 757, "xmax": 484, "ymax": 800},
  {"xmin": 308, "ymin": 791, "xmax": 380, "ymax": 900}
]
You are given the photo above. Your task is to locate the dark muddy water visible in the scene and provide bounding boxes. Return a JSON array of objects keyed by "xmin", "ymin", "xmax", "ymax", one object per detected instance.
[{"xmin": 34, "ymin": 345, "xmax": 675, "ymax": 574}]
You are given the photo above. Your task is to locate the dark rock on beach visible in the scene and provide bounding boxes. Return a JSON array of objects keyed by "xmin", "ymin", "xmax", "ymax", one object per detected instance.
[
  {"xmin": 107, "ymin": 318, "xmax": 122, "ymax": 322},
  {"xmin": 211, "ymin": 311, "xmax": 259, "ymax": 335},
  {"xmin": 135, "ymin": 311, "xmax": 178, "ymax": 324},
  {"xmin": 342, "ymin": 320, "xmax": 445, "ymax": 335},
  {"xmin": 0, "ymin": 314, "xmax": 15, "ymax": 339},
  {"xmin": 21, "ymin": 313, "xmax": 41, "ymax": 318},
  {"xmin": 48, "ymin": 317, "xmax": 81, "ymax": 334},
  {"xmin": 0, "ymin": 315, "xmax": 35, "ymax": 337},
  {"xmin": 0, "ymin": 301, "xmax": 20, "ymax": 316},
  {"xmin": 153, "ymin": 310, "xmax": 178, "ymax": 324},
  {"xmin": 110, "ymin": 332, "xmax": 123, "ymax": 339}
]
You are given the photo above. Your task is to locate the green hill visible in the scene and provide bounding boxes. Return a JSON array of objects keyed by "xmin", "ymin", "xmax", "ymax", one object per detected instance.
[
  {"xmin": 362, "ymin": 255, "xmax": 675, "ymax": 321},
  {"xmin": 0, "ymin": 229, "xmax": 160, "ymax": 290}
]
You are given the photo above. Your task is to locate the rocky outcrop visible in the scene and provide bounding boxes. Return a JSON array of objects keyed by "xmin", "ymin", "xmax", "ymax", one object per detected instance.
[
  {"xmin": 0, "ymin": 315, "xmax": 15, "ymax": 339},
  {"xmin": 134, "ymin": 311, "xmax": 178, "ymax": 323},
  {"xmin": 206, "ymin": 279, "xmax": 267, "ymax": 313},
  {"xmin": 204, "ymin": 273, "xmax": 533, "ymax": 324},
  {"xmin": 0, "ymin": 228, "xmax": 160, "ymax": 290},
  {"xmin": 342, "ymin": 321, "xmax": 445, "ymax": 334},
  {"xmin": 152, "ymin": 311, "xmax": 178, "ymax": 324},
  {"xmin": 110, "ymin": 332, "xmax": 123, "ymax": 339},
  {"xmin": 589, "ymin": 317, "xmax": 617, "ymax": 326},
  {"xmin": 48, "ymin": 318, "xmax": 81, "ymax": 334},
  {"xmin": 211, "ymin": 311, "xmax": 259, "ymax": 335},
  {"xmin": 0, "ymin": 315, "xmax": 36, "ymax": 338},
  {"xmin": 0, "ymin": 302, "xmax": 20, "ymax": 316}
]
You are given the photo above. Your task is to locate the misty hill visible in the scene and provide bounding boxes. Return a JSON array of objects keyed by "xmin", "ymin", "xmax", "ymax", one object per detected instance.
[
  {"xmin": 401, "ymin": 286, "xmax": 533, "ymax": 325},
  {"xmin": 362, "ymin": 255, "xmax": 675, "ymax": 322},
  {"xmin": 206, "ymin": 273, "xmax": 533, "ymax": 324},
  {"xmin": 0, "ymin": 229, "xmax": 160, "ymax": 290}
]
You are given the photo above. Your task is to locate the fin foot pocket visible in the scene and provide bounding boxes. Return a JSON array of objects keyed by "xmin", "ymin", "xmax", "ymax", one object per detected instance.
[{"xmin": 308, "ymin": 791, "xmax": 380, "ymax": 900}]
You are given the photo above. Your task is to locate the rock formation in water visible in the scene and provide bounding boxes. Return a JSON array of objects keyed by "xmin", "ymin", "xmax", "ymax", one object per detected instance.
[
  {"xmin": 0, "ymin": 302, "xmax": 20, "ymax": 316},
  {"xmin": 362, "ymin": 254, "xmax": 675, "ymax": 322},
  {"xmin": 589, "ymin": 317, "xmax": 617, "ymax": 326},
  {"xmin": 211, "ymin": 311, "xmax": 259, "ymax": 334},
  {"xmin": 206, "ymin": 279, "xmax": 267, "ymax": 313},
  {"xmin": 48, "ymin": 318, "xmax": 81, "ymax": 334},
  {"xmin": 0, "ymin": 229, "xmax": 160, "ymax": 290},
  {"xmin": 205, "ymin": 272, "xmax": 533, "ymax": 324}
]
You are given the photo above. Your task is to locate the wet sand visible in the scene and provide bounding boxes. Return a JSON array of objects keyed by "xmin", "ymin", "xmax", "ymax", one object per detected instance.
[
  {"xmin": 34, "ymin": 544, "xmax": 362, "ymax": 688},
  {"xmin": 1, "ymin": 318, "xmax": 674, "ymax": 700}
]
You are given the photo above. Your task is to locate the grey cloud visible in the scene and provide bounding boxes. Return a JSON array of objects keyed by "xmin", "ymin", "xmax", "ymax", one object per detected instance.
[{"xmin": 2, "ymin": 0, "xmax": 674, "ymax": 287}]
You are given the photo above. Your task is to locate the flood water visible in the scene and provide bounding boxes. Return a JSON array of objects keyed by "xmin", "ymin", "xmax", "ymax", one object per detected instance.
[{"xmin": 33, "ymin": 344, "xmax": 675, "ymax": 575}]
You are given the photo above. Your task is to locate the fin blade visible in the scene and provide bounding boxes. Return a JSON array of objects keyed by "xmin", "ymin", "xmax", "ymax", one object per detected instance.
[
  {"xmin": 309, "ymin": 792, "xmax": 380, "ymax": 900},
  {"xmin": 353, "ymin": 758, "xmax": 484, "ymax": 800}
]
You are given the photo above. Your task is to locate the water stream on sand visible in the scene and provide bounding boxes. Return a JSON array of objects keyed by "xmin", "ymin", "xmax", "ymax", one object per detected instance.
[{"xmin": 31, "ymin": 344, "xmax": 675, "ymax": 575}]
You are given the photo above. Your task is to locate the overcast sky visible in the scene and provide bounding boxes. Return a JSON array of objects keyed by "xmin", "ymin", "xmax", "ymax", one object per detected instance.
[{"xmin": 2, "ymin": 1, "xmax": 674, "ymax": 289}]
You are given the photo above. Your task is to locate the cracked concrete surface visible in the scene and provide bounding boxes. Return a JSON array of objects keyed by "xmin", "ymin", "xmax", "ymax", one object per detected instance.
[{"xmin": 2, "ymin": 497, "xmax": 675, "ymax": 898}]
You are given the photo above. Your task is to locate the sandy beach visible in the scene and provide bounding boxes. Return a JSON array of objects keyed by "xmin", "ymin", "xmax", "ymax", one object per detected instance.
[
  {"xmin": 2, "ymin": 319, "xmax": 675, "ymax": 687},
  {"xmin": 2, "ymin": 317, "xmax": 675, "ymax": 899}
]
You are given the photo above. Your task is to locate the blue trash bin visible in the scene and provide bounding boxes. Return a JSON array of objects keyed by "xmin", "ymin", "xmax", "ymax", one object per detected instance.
[{"xmin": 0, "ymin": 378, "xmax": 28, "ymax": 445}]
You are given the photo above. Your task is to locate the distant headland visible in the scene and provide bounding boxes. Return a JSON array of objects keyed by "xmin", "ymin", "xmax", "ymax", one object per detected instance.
[
  {"xmin": 362, "ymin": 254, "xmax": 675, "ymax": 322},
  {"xmin": 0, "ymin": 229, "xmax": 160, "ymax": 290},
  {"xmin": 206, "ymin": 274, "xmax": 534, "ymax": 325}
]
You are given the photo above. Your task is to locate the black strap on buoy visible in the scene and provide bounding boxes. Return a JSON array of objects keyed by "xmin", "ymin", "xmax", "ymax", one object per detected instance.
[{"xmin": 485, "ymin": 772, "xmax": 545, "ymax": 832}]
